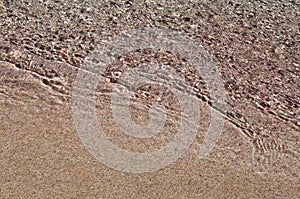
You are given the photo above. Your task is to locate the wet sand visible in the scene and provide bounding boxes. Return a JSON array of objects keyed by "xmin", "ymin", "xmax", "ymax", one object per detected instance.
[{"xmin": 0, "ymin": 0, "xmax": 299, "ymax": 198}]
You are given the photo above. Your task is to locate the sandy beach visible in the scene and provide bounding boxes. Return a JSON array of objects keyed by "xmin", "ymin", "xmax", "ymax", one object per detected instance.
[{"xmin": 0, "ymin": 0, "xmax": 299, "ymax": 198}]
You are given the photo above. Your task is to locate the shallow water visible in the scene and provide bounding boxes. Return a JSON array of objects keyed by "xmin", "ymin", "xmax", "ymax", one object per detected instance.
[{"xmin": 1, "ymin": 0, "xmax": 299, "ymax": 198}]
